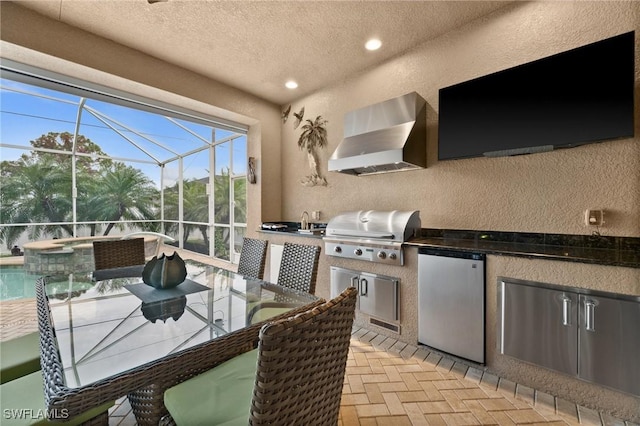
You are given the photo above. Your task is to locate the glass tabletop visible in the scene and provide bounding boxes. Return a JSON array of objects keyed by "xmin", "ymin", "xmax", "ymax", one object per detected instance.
[{"xmin": 43, "ymin": 260, "xmax": 318, "ymax": 388}]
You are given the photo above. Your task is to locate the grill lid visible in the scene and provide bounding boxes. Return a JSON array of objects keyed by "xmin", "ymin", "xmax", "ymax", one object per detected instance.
[{"xmin": 325, "ymin": 210, "xmax": 420, "ymax": 243}]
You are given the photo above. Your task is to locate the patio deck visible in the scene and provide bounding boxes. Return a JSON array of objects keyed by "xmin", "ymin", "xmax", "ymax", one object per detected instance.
[{"xmin": 0, "ymin": 250, "xmax": 622, "ymax": 425}]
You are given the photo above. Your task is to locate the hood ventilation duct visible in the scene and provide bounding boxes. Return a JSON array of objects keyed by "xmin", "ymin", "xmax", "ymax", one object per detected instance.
[{"xmin": 328, "ymin": 92, "xmax": 427, "ymax": 176}]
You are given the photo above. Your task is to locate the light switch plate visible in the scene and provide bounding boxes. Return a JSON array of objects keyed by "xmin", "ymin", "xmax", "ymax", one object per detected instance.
[{"xmin": 584, "ymin": 209, "xmax": 604, "ymax": 226}]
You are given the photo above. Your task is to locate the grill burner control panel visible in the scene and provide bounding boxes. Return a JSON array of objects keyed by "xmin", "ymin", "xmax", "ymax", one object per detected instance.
[{"xmin": 324, "ymin": 240, "xmax": 404, "ymax": 266}]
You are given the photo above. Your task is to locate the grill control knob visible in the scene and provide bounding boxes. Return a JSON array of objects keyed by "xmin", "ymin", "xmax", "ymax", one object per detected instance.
[
  {"xmin": 354, "ymin": 248, "xmax": 363, "ymax": 256},
  {"xmin": 389, "ymin": 253, "xmax": 397, "ymax": 260},
  {"xmin": 334, "ymin": 246, "xmax": 342, "ymax": 253},
  {"xmin": 377, "ymin": 251, "xmax": 387, "ymax": 260}
]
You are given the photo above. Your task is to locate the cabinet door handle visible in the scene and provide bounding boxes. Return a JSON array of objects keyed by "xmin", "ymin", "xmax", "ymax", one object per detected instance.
[
  {"xmin": 562, "ymin": 296, "xmax": 572, "ymax": 326},
  {"xmin": 360, "ymin": 278, "xmax": 368, "ymax": 296},
  {"xmin": 584, "ymin": 300, "xmax": 596, "ymax": 332},
  {"xmin": 351, "ymin": 276, "xmax": 359, "ymax": 289}
]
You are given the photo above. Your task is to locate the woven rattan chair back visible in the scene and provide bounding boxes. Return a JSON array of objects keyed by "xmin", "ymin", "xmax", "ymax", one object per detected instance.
[
  {"xmin": 250, "ymin": 286, "xmax": 357, "ymax": 425},
  {"xmin": 236, "ymin": 238, "xmax": 268, "ymax": 280},
  {"xmin": 92, "ymin": 238, "xmax": 146, "ymax": 271},
  {"xmin": 277, "ymin": 242, "xmax": 321, "ymax": 294}
]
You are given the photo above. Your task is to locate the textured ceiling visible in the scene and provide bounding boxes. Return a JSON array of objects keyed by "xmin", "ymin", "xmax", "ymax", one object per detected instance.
[{"xmin": 16, "ymin": 0, "xmax": 513, "ymax": 105}]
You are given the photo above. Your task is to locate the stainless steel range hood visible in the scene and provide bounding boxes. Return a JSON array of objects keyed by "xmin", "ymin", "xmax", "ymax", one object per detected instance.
[{"xmin": 328, "ymin": 92, "xmax": 427, "ymax": 176}]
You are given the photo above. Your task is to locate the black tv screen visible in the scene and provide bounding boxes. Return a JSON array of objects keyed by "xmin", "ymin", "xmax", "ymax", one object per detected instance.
[{"xmin": 438, "ymin": 31, "xmax": 635, "ymax": 160}]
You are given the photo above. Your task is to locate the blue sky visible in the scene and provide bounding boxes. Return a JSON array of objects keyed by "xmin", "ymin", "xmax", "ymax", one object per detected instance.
[{"xmin": 0, "ymin": 78, "xmax": 246, "ymax": 188}]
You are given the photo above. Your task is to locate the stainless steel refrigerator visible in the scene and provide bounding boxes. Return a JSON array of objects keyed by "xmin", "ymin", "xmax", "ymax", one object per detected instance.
[{"xmin": 418, "ymin": 248, "xmax": 485, "ymax": 363}]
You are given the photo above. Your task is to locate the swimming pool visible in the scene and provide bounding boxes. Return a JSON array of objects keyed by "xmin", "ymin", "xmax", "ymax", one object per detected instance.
[
  {"xmin": 0, "ymin": 266, "xmax": 98, "ymax": 302},
  {"xmin": 0, "ymin": 266, "xmax": 39, "ymax": 301}
]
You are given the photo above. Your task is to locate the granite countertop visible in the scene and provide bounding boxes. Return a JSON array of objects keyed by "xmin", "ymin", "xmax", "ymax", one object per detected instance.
[
  {"xmin": 405, "ymin": 229, "xmax": 640, "ymax": 269},
  {"xmin": 258, "ymin": 222, "xmax": 326, "ymax": 239}
]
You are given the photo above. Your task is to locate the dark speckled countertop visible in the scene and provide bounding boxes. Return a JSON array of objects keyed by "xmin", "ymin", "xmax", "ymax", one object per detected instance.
[
  {"xmin": 258, "ymin": 222, "xmax": 326, "ymax": 239},
  {"xmin": 405, "ymin": 229, "xmax": 640, "ymax": 269}
]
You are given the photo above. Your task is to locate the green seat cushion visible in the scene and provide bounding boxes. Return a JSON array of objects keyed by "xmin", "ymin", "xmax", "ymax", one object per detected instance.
[
  {"xmin": 0, "ymin": 333, "xmax": 41, "ymax": 384},
  {"xmin": 0, "ymin": 371, "xmax": 114, "ymax": 425},
  {"xmin": 249, "ymin": 307, "xmax": 291, "ymax": 324},
  {"xmin": 164, "ymin": 348, "xmax": 258, "ymax": 426}
]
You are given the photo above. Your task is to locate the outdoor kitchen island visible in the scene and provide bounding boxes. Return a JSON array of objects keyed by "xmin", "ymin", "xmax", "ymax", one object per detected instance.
[
  {"xmin": 405, "ymin": 229, "xmax": 640, "ymax": 423},
  {"xmin": 259, "ymin": 226, "xmax": 640, "ymax": 422}
]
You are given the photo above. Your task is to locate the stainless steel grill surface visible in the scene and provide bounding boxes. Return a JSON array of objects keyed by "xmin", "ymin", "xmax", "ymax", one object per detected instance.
[{"xmin": 324, "ymin": 210, "xmax": 420, "ymax": 265}]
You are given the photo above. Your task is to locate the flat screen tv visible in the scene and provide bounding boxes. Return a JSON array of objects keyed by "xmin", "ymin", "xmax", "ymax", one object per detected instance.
[{"xmin": 438, "ymin": 31, "xmax": 635, "ymax": 160}]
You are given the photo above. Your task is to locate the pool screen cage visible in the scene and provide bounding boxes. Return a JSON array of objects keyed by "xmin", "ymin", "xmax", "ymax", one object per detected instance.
[{"xmin": 0, "ymin": 61, "xmax": 249, "ymax": 263}]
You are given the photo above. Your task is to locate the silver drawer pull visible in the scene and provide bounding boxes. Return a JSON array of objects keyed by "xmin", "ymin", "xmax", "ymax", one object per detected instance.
[
  {"xmin": 351, "ymin": 276, "xmax": 359, "ymax": 288},
  {"xmin": 562, "ymin": 296, "xmax": 572, "ymax": 326},
  {"xmin": 585, "ymin": 300, "xmax": 596, "ymax": 332},
  {"xmin": 359, "ymin": 278, "xmax": 368, "ymax": 296}
]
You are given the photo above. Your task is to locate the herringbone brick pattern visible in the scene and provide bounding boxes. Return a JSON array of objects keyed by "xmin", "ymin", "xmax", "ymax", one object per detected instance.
[
  {"xmin": 340, "ymin": 328, "xmax": 580, "ymax": 426},
  {"xmin": 0, "ymin": 297, "xmax": 629, "ymax": 425},
  {"xmin": 0, "ymin": 298, "xmax": 38, "ymax": 341},
  {"xmin": 1, "ymin": 248, "xmax": 632, "ymax": 426}
]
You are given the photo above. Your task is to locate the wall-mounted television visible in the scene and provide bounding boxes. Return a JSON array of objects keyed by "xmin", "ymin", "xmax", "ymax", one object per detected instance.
[{"xmin": 438, "ymin": 31, "xmax": 635, "ymax": 160}]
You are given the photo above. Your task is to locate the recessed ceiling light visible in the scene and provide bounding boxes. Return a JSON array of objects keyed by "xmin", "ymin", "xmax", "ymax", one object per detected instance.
[
  {"xmin": 365, "ymin": 38, "xmax": 382, "ymax": 51},
  {"xmin": 285, "ymin": 81, "xmax": 298, "ymax": 89}
]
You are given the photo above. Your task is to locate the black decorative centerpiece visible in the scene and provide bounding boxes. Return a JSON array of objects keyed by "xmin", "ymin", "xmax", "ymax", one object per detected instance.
[
  {"xmin": 141, "ymin": 296, "xmax": 187, "ymax": 323},
  {"xmin": 142, "ymin": 252, "xmax": 187, "ymax": 290}
]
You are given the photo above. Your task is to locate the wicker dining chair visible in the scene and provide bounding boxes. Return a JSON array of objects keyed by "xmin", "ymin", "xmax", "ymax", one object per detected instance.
[
  {"xmin": 92, "ymin": 237, "xmax": 146, "ymax": 271},
  {"xmin": 277, "ymin": 242, "xmax": 321, "ymax": 294},
  {"xmin": 245, "ymin": 242, "xmax": 321, "ymax": 324},
  {"xmin": 236, "ymin": 237, "xmax": 268, "ymax": 280},
  {"xmin": 163, "ymin": 286, "xmax": 357, "ymax": 426}
]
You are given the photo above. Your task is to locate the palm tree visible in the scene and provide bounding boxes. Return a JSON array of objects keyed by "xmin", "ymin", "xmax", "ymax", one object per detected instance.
[
  {"xmin": 297, "ymin": 115, "xmax": 328, "ymax": 186},
  {"xmin": 182, "ymin": 179, "xmax": 209, "ymax": 248},
  {"xmin": 162, "ymin": 170, "xmax": 242, "ymax": 258},
  {"xmin": 233, "ymin": 177, "xmax": 247, "ymax": 223},
  {"xmin": 214, "ymin": 169, "xmax": 233, "ymax": 222},
  {"xmin": 0, "ymin": 154, "xmax": 73, "ymax": 246},
  {"xmin": 162, "ymin": 183, "xmax": 179, "ymax": 237},
  {"xmin": 213, "ymin": 169, "xmax": 232, "ymax": 260},
  {"xmin": 0, "ymin": 132, "xmax": 113, "ymax": 247},
  {"xmin": 87, "ymin": 163, "xmax": 159, "ymax": 236},
  {"xmin": 161, "ymin": 179, "xmax": 209, "ymax": 251}
]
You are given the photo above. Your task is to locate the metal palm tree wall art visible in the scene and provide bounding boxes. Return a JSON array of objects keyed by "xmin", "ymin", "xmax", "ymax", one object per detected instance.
[{"xmin": 297, "ymin": 115, "xmax": 328, "ymax": 187}]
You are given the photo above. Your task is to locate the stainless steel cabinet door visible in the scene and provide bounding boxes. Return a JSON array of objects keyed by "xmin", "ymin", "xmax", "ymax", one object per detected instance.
[
  {"xmin": 330, "ymin": 266, "xmax": 359, "ymax": 298},
  {"xmin": 578, "ymin": 295, "xmax": 640, "ymax": 396},
  {"xmin": 500, "ymin": 281, "xmax": 578, "ymax": 376},
  {"xmin": 358, "ymin": 272, "xmax": 398, "ymax": 323}
]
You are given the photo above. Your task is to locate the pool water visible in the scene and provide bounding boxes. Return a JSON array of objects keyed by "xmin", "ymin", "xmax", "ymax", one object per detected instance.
[{"xmin": 0, "ymin": 266, "xmax": 39, "ymax": 301}]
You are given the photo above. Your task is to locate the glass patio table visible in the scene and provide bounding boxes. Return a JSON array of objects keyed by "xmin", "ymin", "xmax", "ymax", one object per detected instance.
[{"xmin": 35, "ymin": 261, "xmax": 322, "ymax": 425}]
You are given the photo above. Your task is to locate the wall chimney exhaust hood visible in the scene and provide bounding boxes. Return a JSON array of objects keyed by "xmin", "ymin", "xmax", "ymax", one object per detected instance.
[{"xmin": 328, "ymin": 92, "xmax": 427, "ymax": 176}]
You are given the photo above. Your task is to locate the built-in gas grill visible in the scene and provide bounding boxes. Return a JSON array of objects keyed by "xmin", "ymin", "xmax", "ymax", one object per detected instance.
[{"xmin": 324, "ymin": 210, "xmax": 420, "ymax": 266}]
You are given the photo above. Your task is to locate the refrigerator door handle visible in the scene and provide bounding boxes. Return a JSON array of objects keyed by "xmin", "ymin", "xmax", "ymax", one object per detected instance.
[{"xmin": 584, "ymin": 299, "xmax": 596, "ymax": 332}]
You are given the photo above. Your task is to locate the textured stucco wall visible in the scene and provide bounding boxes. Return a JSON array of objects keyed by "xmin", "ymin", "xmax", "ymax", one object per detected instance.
[
  {"xmin": 2, "ymin": 0, "xmax": 639, "ymax": 420},
  {"xmin": 274, "ymin": 1, "xmax": 640, "ymax": 421},
  {"xmin": 280, "ymin": 1, "xmax": 639, "ymax": 238},
  {"xmin": 0, "ymin": 1, "xmax": 282, "ymax": 236}
]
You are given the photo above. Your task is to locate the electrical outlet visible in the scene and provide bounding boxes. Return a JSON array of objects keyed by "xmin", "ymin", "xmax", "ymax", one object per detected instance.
[
  {"xmin": 312, "ymin": 211, "xmax": 321, "ymax": 220},
  {"xmin": 584, "ymin": 209, "xmax": 605, "ymax": 226}
]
